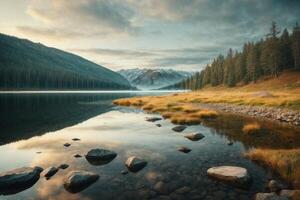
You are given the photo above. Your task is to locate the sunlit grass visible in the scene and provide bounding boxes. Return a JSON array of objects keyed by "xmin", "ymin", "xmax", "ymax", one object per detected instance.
[
  {"xmin": 113, "ymin": 97, "xmax": 218, "ymax": 125},
  {"xmin": 246, "ymin": 148, "xmax": 300, "ymax": 189},
  {"xmin": 242, "ymin": 123, "xmax": 261, "ymax": 134}
]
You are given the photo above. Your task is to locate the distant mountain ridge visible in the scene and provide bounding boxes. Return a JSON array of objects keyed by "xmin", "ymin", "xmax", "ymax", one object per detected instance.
[
  {"xmin": 0, "ymin": 33, "xmax": 132, "ymax": 90},
  {"xmin": 118, "ymin": 68, "xmax": 193, "ymax": 90}
]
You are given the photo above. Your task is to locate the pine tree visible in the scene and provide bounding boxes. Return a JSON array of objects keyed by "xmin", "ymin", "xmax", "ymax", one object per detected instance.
[
  {"xmin": 265, "ymin": 21, "xmax": 281, "ymax": 77},
  {"xmin": 280, "ymin": 28, "xmax": 293, "ymax": 70},
  {"xmin": 292, "ymin": 22, "xmax": 300, "ymax": 70}
]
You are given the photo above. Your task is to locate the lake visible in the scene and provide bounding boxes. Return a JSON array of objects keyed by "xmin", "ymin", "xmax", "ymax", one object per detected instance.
[{"xmin": 0, "ymin": 91, "xmax": 299, "ymax": 200}]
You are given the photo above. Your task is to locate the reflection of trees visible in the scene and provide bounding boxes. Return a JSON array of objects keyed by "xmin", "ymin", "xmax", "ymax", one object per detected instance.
[
  {"xmin": 201, "ymin": 114, "xmax": 300, "ymax": 149},
  {"xmin": 0, "ymin": 93, "xmax": 132, "ymax": 144}
]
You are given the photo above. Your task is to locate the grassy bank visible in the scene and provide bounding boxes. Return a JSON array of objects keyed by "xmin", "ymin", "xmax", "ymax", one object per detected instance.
[
  {"xmin": 246, "ymin": 148, "xmax": 300, "ymax": 189},
  {"xmin": 114, "ymin": 71, "xmax": 300, "ymax": 110}
]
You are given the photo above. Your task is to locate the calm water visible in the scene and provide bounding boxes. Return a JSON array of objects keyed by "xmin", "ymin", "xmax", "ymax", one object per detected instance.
[{"xmin": 0, "ymin": 92, "xmax": 300, "ymax": 200}]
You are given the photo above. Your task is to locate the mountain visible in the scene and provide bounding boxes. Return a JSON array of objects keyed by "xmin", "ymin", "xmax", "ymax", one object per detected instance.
[
  {"xmin": 118, "ymin": 68, "xmax": 193, "ymax": 90},
  {"xmin": 0, "ymin": 33, "xmax": 132, "ymax": 90}
]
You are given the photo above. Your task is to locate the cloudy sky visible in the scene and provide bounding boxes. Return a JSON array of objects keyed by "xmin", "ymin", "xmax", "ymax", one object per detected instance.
[{"xmin": 1, "ymin": 0, "xmax": 299, "ymax": 71}]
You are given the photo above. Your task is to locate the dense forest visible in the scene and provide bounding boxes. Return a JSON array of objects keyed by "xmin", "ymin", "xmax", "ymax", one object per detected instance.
[
  {"xmin": 0, "ymin": 34, "xmax": 133, "ymax": 90},
  {"xmin": 168, "ymin": 22, "xmax": 300, "ymax": 90}
]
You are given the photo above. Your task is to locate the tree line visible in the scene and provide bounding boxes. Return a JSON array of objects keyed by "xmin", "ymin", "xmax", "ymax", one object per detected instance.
[
  {"xmin": 170, "ymin": 22, "xmax": 300, "ymax": 90},
  {"xmin": 0, "ymin": 33, "xmax": 132, "ymax": 90}
]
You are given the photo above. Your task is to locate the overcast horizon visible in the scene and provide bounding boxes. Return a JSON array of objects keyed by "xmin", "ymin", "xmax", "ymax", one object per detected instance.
[{"xmin": 1, "ymin": 0, "xmax": 299, "ymax": 72}]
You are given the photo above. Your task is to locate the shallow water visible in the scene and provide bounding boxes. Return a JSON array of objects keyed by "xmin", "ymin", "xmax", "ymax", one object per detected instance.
[{"xmin": 0, "ymin": 92, "xmax": 299, "ymax": 200}]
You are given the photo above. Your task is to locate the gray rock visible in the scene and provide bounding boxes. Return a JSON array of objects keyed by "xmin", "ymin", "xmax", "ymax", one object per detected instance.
[
  {"xmin": 175, "ymin": 186, "xmax": 191, "ymax": 194},
  {"xmin": 64, "ymin": 143, "xmax": 71, "ymax": 147},
  {"xmin": 172, "ymin": 125, "xmax": 187, "ymax": 132},
  {"xmin": 121, "ymin": 169, "xmax": 128, "ymax": 175},
  {"xmin": 125, "ymin": 156, "xmax": 147, "ymax": 172},
  {"xmin": 59, "ymin": 164, "xmax": 69, "ymax": 170},
  {"xmin": 154, "ymin": 181, "xmax": 169, "ymax": 194},
  {"xmin": 85, "ymin": 149, "xmax": 117, "ymax": 166},
  {"xmin": 184, "ymin": 133, "xmax": 204, "ymax": 141},
  {"xmin": 178, "ymin": 147, "xmax": 191, "ymax": 153},
  {"xmin": 207, "ymin": 166, "xmax": 251, "ymax": 188},
  {"xmin": 43, "ymin": 167, "xmax": 59, "ymax": 179},
  {"xmin": 0, "ymin": 166, "xmax": 43, "ymax": 195},
  {"xmin": 268, "ymin": 180, "xmax": 284, "ymax": 192},
  {"xmin": 146, "ymin": 117, "xmax": 162, "ymax": 122},
  {"xmin": 255, "ymin": 193, "xmax": 289, "ymax": 200},
  {"xmin": 64, "ymin": 170, "xmax": 99, "ymax": 193}
]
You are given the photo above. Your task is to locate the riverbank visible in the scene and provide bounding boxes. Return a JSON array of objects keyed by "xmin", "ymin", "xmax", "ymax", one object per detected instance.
[{"xmin": 113, "ymin": 89, "xmax": 300, "ymax": 127}]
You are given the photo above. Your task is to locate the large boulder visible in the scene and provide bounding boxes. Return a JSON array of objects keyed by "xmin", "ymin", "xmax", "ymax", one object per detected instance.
[
  {"xmin": 172, "ymin": 125, "xmax": 187, "ymax": 132},
  {"xmin": 207, "ymin": 166, "xmax": 251, "ymax": 188},
  {"xmin": 0, "ymin": 166, "xmax": 43, "ymax": 195},
  {"xmin": 64, "ymin": 171, "xmax": 99, "ymax": 193},
  {"xmin": 255, "ymin": 193, "xmax": 289, "ymax": 200},
  {"xmin": 125, "ymin": 156, "xmax": 147, "ymax": 172},
  {"xmin": 85, "ymin": 149, "xmax": 117, "ymax": 166},
  {"xmin": 184, "ymin": 133, "xmax": 205, "ymax": 141}
]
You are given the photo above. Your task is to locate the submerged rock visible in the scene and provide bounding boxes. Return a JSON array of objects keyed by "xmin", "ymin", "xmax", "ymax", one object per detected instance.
[
  {"xmin": 64, "ymin": 170, "xmax": 99, "ymax": 193},
  {"xmin": 154, "ymin": 181, "xmax": 169, "ymax": 194},
  {"xmin": 178, "ymin": 147, "xmax": 191, "ymax": 153},
  {"xmin": 227, "ymin": 141, "xmax": 233, "ymax": 145},
  {"xmin": 207, "ymin": 166, "xmax": 251, "ymax": 188},
  {"xmin": 268, "ymin": 180, "xmax": 285, "ymax": 192},
  {"xmin": 59, "ymin": 164, "xmax": 69, "ymax": 170},
  {"xmin": 184, "ymin": 133, "xmax": 205, "ymax": 141},
  {"xmin": 255, "ymin": 193, "xmax": 289, "ymax": 200},
  {"xmin": 85, "ymin": 149, "xmax": 117, "ymax": 166},
  {"xmin": 146, "ymin": 117, "xmax": 162, "ymax": 122},
  {"xmin": 156, "ymin": 124, "xmax": 162, "ymax": 127},
  {"xmin": 64, "ymin": 143, "xmax": 71, "ymax": 147},
  {"xmin": 121, "ymin": 169, "xmax": 129, "ymax": 175},
  {"xmin": 125, "ymin": 156, "xmax": 147, "ymax": 172},
  {"xmin": 72, "ymin": 138, "xmax": 80, "ymax": 141},
  {"xmin": 280, "ymin": 189, "xmax": 300, "ymax": 198},
  {"xmin": 172, "ymin": 125, "xmax": 187, "ymax": 132},
  {"xmin": 74, "ymin": 154, "xmax": 82, "ymax": 158},
  {"xmin": 0, "ymin": 166, "xmax": 43, "ymax": 195},
  {"xmin": 43, "ymin": 167, "xmax": 59, "ymax": 179}
]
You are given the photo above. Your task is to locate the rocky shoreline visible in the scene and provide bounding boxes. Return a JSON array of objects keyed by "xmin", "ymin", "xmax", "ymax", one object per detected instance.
[{"xmin": 198, "ymin": 103, "xmax": 300, "ymax": 127}]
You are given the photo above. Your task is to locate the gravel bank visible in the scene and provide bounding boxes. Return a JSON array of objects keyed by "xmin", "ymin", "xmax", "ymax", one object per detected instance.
[{"xmin": 199, "ymin": 103, "xmax": 300, "ymax": 127}]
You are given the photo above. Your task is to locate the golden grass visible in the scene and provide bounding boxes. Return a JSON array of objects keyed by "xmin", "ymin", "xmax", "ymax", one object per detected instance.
[
  {"xmin": 113, "ymin": 97, "xmax": 218, "ymax": 125},
  {"xmin": 246, "ymin": 148, "xmax": 300, "ymax": 189},
  {"xmin": 242, "ymin": 123, "xmax": 261, "ymax": 134}
]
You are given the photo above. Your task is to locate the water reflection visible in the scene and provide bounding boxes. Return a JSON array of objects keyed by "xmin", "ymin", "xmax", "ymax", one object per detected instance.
[
  {"xmin": 202, "ymin": 114, "xmax": 300, "ymax": 149},
  {"xmin": 0, "ymin": 93, "xmax": 132, "ymax": 145},
  {"xmin": 0, "ymin": 93, "xmax": 300, "ymax": 200}
]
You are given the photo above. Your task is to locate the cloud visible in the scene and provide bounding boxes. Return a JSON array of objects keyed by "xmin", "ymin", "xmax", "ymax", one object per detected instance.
[
  {"xmin": 70, "ymin": 47, "xmax": 217, "ymax": 71},
  {"xmin": 20, "ymin": 0, "xmax": 140, "ymax": 39},
  {"xmin": 12, "ymin": 0, "xmax": 300, "ymax": 71}
]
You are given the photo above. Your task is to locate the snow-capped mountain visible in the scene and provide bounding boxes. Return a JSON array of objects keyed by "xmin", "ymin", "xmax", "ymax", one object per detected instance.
[{"xmin": 118, "ymin": 68, "xmax": 193, "ymax": 90}]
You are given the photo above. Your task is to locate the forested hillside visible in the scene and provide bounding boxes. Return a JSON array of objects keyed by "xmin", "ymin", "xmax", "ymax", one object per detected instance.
[
  {"xmin": 0, "ymin": 34, "xmax": 132, "ymax": 90},
  {"xmin": 169, "ymin": 22, "xmax": 300, "ymax": 90}
]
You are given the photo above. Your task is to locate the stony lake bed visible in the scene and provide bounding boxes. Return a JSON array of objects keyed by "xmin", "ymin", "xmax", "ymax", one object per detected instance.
[{"xmin": 0, "ymin": 93, "xmax": 300, "ymax": 200}]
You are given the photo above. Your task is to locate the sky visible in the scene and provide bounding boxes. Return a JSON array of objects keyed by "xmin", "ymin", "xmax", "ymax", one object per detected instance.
[{"xmin": 1, "ymin": 0, "xmax": 299, "ymax": 72}]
